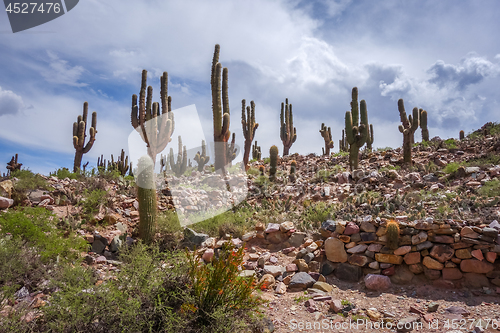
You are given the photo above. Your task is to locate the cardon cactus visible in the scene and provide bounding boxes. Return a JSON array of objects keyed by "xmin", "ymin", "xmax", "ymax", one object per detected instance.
[
  {"xmin": 211, "ymin": 44, "xmax": 231, "ymax": 172},
  {"xmin": 289, "ymin": 160, "xmax": 297, "ymax": 182},
  {"xmin": 420, "ymin": 109, "xmax": 429, "ymax": 142},
  {"xmin": 459, "ymin": 130, "xmax": 465, "ymax": 140},
  {"xmin": 386, "ymin": 220, "xmax": 400, "ymax": 250},
  {"xmin": 194, "ymin": 140, "xmax": 210, "ymax": 172},
  {"xmin": 398, "ymin": 99, "xmax": 419, "ymax": 164},
  {"xmin": 116, "ymin": 149, "xmax": 129, "ymax": 176},
  {"xmin": 252, "ymin": 141, "xmax": 262, "ymax": 160},
  {"xmin": 280, "ymin": 98, "xmax": 296, "ymax": 156},
  {"xmin": 339, "ymin": 129, "xmax": 349, "ymax": 152},
  {"xmin": 319, "ymin": 123, "xmax": 334, "ymax": 156},
  {"xmin": 136, "ymin": 155, "xmax": 157, "ymax": 244},
  {"xmin": 241, "ymin": 99, "xmax": 258, "ymax": 170},
  {"xmin": 345, "ymin": 87, "xmax": 370, "ymax": 170},
  {"xmin": 6, "ymin": 154, "xmax": 22, "ymax": 174},
  {"xmin": 366, "ymin": 124, "xmax": 374, "ymax": 151},
  {"xmin": 269, "ymin": 145, "xmax": 279, "ymax": 180},
  {"xmin": 131, "ymin": 70, "xmax": 174, "ymax": 165},
  {"xmin": 226, "ymin": 133, "xmax": 237, "ymax": 166},
  {"xmin": 169, "ymin": 136, "xmax": 187, "ymax": 177},
  {"xmin": 73, "ymin": 102, "xmax": 97, "ymax": 172}
]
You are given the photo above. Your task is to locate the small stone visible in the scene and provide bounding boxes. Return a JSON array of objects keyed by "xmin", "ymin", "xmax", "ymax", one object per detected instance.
[
  {"xmin": 313, "ymin": 281, "xmax": 333, "ymax": 292},
  {"xmin": 394, "ymin": 246, "xmax": 412, "ymax": 256},
  {"xmin": 364, "ymin": 274, "xmax": 392, "ymax": 290},
  {"xmin": 427, "ymin": 302, "xmax": 439, "ymax": 312},
  {"xmin": 422, "ymin": 256, "xmax": 444, "ymax": 270}
]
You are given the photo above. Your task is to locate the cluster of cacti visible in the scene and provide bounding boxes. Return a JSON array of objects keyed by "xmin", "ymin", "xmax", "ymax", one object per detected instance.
[
  {"xmin": 211, "ymin": 44, "xmax": 231, "ymax": 172},
  {"xmin": 345, "ymin": 87, "xmax": 370, "ymax": 170},
  {"xmin": 398, "ymin": 99, "xmax": 419, "ymax": 164},
  {"xmin": 6, "ymin": 153, "xmax": 22, "ymax": 174},
  {"xmin": 419, "ymin": 109, "xmax": 429, "ymax": 142},
  {"xmin": 280, "ymin": 98, "xmax": 296, "ymax": 156},
  {"xmin": 252, "ymin": 141, "xmax": 262, "ymax": 160},
  {"xmin": 386, "ymin": 220, "xmax": 400, "ymax": 250},
  {"xmin": 289, "ymin": 160, "xmax": 296, "ymax": 182},
  {"xmin": 168, "ymin": 136, "xmax": 187, "ymax": 177},
  {"xmin": 115, "ymin": 149, "xmax": 130, "ymax": 176},
  {"xmin": 194, "ymin": 140, "xmax": 210, "ymax": 172},
  {"xmin": 241, "ymin": 99, "xmax": 258, "ymax": 170},
  {"xmin": 269, "ymin": 145, "xmax": 279, "ymax": 180},
  {"xmin": 226, "ymin": 133, "xmax": 237, "ymax": 166},
  {"xmin": 73, "ymin": 102, "xmax": 97, "ymax": 172},
  {"xmin": 459, "ymin": 130, "xmax": 465, "ymax": 140},
  {"xmin": 136, "ymin": 155, "xmax": 157, "ymax": 244},
  {"xmin": 96, "ymin": 150, "xmax": 130, "ymax": 176},
  {"xmin": 131, "ymin": 70, "xmax": 174, "ymax": 165},
  {"xmin": 339, "ymin": 130, "xmax": 349, "ymax": 152},
  {"xmin": 319, "ymin": 123, "xmax": 334, "ymax": 156}
]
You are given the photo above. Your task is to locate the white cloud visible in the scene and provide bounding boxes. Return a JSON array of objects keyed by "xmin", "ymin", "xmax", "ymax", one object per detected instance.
[
  {"xmin": 0, "ymin": 87, "xmax": 25, "ymax": 116},
  {"xmin": 40, "ymin": 51, "xmax": 87, "ymax": 87}
]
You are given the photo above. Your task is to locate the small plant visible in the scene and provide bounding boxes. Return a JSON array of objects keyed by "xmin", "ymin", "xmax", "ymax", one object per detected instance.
[
  {"xmin": 443, "ymin": 138, "xmax": 457, "ymax": 149},
  {"xmin": 51, "ymin": 167, "xmax": 80, "ymax": 180},
  {"xmin": 78, "ymin": 189, "xmax": 108, "ymax": 222},
  {"xmin": 479, "ymin": 179, "xmax": 500, "ymax": 197},
  {"xmin": 443, "ymin": 162, "xmax": 462, "ymax": 174},
  {"xmin": 294, "ymin": 295, "xmax": 308, "ymax": 303},
  {"xmin": 386, "ymin": 220, "xmax": 400, "ymax": 250},
  {"xmin": 186, "ymin": 240, "xmax": 264, "ymax": 325}
]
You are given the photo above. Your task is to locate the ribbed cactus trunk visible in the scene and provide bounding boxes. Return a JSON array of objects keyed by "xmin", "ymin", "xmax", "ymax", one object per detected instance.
[
  {"xmin": 211, "ymin": 44, "xmax": 231, "ymax": 173},
  {"xmin": 345, "ymin": 87, "xmax": 369, "ymax": 170},
  {"xmin": 136, "ymin": 156, "xmax": 157, "ymax": 244},
  {"xmin": 319, "ymin": 123, "xmax": 333, "ymax": 156},
  {"xmin": 280, "ymin": 99, "xmax": 296, "ymax": 156},
  {"xmin": 269, "ymin": 145, "xmax": 278, "ymax": 181},
  {"xmin": 459, "ymin": 130, "xmax": 465, "ymax": 140},
  {"xmin": 398, "ymin": 99, "xmax": 419, "ymax": 165},
  {"xmin": 420, "ymin": 109, "xmax": 429, "ymax": 142},
  {"xmin": 242, "ymin": 99, "xmax": 258, "ymax": 171}
]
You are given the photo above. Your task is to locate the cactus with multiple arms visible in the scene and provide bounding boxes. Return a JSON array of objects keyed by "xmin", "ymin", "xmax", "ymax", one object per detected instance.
[
  {"xmin": 136, "ymin": 155, "xmax": 157, "ymax": 244},
  {"xmin": 319, "ymin": 123, "xmax": 334, "ymax": 156},
  {"xmin": 241, "ymin": 99, "xmax": 258, "ymax": 170},
  {"xmin": 211, "ymin": 44, "xmax": 231, "ymax": 172},
  {"xmin": 131, "ymin": 70, "xmax": 174, "ymax": 165},
  {"xmin": 420, "ymin": 109, "xmax": 429, "ymax": 142},
  {"xmin": 345, "ymin": 87, "xmax": 369, "ymax": 170},
  {"xmin": 280, "ymin": 98, "xmax": 296, "ymax": 156},
  {"xmin": 252, "ymin": 141, "xmax": 261, "ymax": 160},
  {"xmin": 116, "ymin": 149, "xmax": 129, "ymax": 176},
  {"xmin": 269, "ymin": 145, "xmax": 279, "ymax": 181},
  {"xmin": 168, "ymin": 136, "xmax": 187, "ymax": 177},
  {"xmin": 398, "ymin": 99, "xmax": 419, "ymax": 164},
  {"xmin": 194, "ymin": 140, "xmax": 210, "ymax": 172},
  {"xmin": 73, "ymin": 102, "xmax": 97, "ymax": 172},
  {"xmin": 6, "ymin": 153, "xmax": 22, "ymax": 174},
  {"xmin": 339, "ymin": 129, "xmax": 349, "ymax": 152}
]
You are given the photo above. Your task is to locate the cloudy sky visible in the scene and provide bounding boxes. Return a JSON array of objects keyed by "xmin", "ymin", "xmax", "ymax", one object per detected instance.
[{"xmin": 1, "ymin": 0, "xmax": 499, "ymax": 175}]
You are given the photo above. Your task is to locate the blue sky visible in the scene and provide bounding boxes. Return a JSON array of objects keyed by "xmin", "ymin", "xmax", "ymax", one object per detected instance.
[{"xmin": 1, "ymin": 0, "xmax": 499, "ymax": 175}]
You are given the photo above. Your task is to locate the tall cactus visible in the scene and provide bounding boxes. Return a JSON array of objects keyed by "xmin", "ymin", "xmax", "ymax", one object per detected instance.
[
  {"xmin": 319, "ymin": 123, "xmax": 334, "ymax": 156},
  {"xmin": 459, "ymin": 130, "xmax": 465, "ymax": 140},
  {"xmin": 420, "ymin": 109, "xmax": 429, "ymax": 142},
  {"xmin": 339, "ymin": 129, "xmax": 349, "ymax": 152},
  {"xmin": 116, "ymin": 149, "xmax": 129, "ymax": 176},
  {"xmin": 73, "ymin": 102, "xmax": 97, "ymax": 172},
  {"xmin": 398, "ymin": 99, "xmax": 419, "ymax": 164},
  {"xmin": 131, "ymin": 70, "xmax": 174, "ymax": 165},
  {"xmin": 280, "ymin": 98, "xmax": 296, "ymax": 156},
  {"xmin": 241, "ymin": 99, "xmax": 258, "ymax": 171},
  {"xmin": 366, "ymin": 124, "xmax": 374, "ymax": 151},
  {"xmin": 194, "ymin": 140, "xmax": 210, "ymax": 172},
  {"xmin": 6, "ymin": 154, "xmax": 22, "ymax": 174},
  {"xmin": 136, "ymin": 155, "xmax": 157, "ymax": 244},
  {"xmin": 345, "ymin": 87, "xmax": 369, "ymax": 170},
  {"xmin": 252, "ymin": 141, "xmax": 261, "ymax": 160},
  {"xmin": 168, "ymin": 136, "xmax": 187, "ymax": 177},
  {"xmin": 211, "ymin": 44, "xmax": 231, "ymax": 172},
  {"xmin": 269, "ymin": 145, "xmax": 279, "ymax": 181},
  {"xmin": 226, "ymin": 133, "xmax": 237, "ymax": 166}
]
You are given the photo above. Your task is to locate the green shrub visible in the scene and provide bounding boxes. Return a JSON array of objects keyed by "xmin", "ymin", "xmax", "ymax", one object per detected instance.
[
  {"xmin": 0, "ymin": 207, "xmax": 87, "ymax": 262},
  {"xmin": 333, "ymin": 151, "xmax": 349, "ymax": 157},
  {"xmin": 262, "ymin": 157, "xmax": 270, "ymax": 164},
  {"xmin": 52, "ymin": 167, "xmax": 79, "ymax": 180},
  {"xmin": 479, "ymin": 179, "xmax": 500, "ymax": 197},
  {"xmin": 443, "ymin": 138, "xmax": 457, "ymax": 149},
  {"xmin": 77, "ymin": 189, "xmax": 108, "ymax": 222},
  {"xmin": 11, "ymin": 169, "xmax": 51, "ymax": 192},
  {"xmin": 443, "ymin": 162, "xmax": 462, "ymax": 174},
  {"xmin": 185, "ymin": 241, "xmax": 264, "ymax": 326},
  {"xmin": 246, "ymin": 167, "xmax": 260, "ymax": 176},
  {"xmin": 465, "ymin": 153, "xmax": 500, "ymax": 167}
]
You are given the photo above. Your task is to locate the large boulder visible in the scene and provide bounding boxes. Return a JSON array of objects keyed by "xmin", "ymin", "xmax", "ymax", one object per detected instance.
[
  {"xmin": 324, "ymin": 238, "xmax": 347, "ymax": 263},
  {"xmin": 365, "ymin": 274, "xmax": 392, "ymax": 290}
]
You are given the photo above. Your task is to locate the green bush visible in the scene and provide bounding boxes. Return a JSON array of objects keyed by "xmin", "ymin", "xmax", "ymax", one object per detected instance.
[
  {"xmin": 479, "ymin": 179, "xmax": 500, "ymax": 197},
  {"xmin": 443, "ymin": 162, "xmax": 462, "ymax": 174},
  {"xmin": 11, "ymin": 169, "xmax": 51, "ymax": 192},
  {"xmin": 77, "ymin": 189, "xmax": 108, "ymax": 222},
  {"xmin": 246, "ymin": 167, "xmax": 260, "ymax": 176},
  {"xmin": 0, "ymin": 207, "xmax": 88, "ymax": 262},
  {"xmin": 185, "ymin": 241, "xmax": 264, "ymax": 327},
  {"xmin": 443, "ymin": 138, "xmax": 457, "ymax": 149},
  {"xmin": 52, "ymin": 167, "xmax": 80, "ymax": 180}
]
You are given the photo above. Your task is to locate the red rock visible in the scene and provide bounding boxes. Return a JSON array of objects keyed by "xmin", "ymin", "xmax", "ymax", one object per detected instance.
[
  {"xmin": 364, "ymin": 274, "xmax": 392, "ymax": 290},
  {"xmin": 423, "ymin": 314, "xmax": 434, "ymax": 323},
  {"xmin": 442, "ymin": 267, "xmax": 463, "ymax": 280},
  {"xmin": 382, "ymin": 266, "xmax": 395, "ymax": 276},
  {"xmin": 286, "ymin": 264, "xmax": 298, "ymax": 272},
  {"xmin": 486, "ymin": 252, "xmax": 497, "ymax": 263},
  {"xmin": 409, "ymin": 263, "xmax": 424, "ymax": 274},
  {"xmin": 430, "ymin": 245, "xmax": 454, "ymax": 263},
  {"xmin": 404, "ymin": 252, "xmax": 421, "ymax": 265},
  {"xmin": 460, "ymin": 259, "xmax": 494, "ymax": 274},
  {"xmin": 394, "ymin": 246, "xmax": 412, "ymax": 256},
  {"xmin": 344, "ymin": 222, "xmax": 360, "ymax": 235},
  {"xmin": 471, "ymin": 249, "xmax": 484, "ymax": 261},
  {"xmin": 202, "ymin": 249, "xmax": 214, "ymax": 262},
  {"xmin": 410, "ymin": 306, "xmax": 424, "ymax": 315}
]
